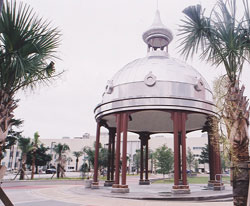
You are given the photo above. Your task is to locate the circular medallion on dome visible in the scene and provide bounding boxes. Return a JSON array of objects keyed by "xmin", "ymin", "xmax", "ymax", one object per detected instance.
[{"xmin": 144, "ymin": 71, "xmax": 156, "ymax": 86}]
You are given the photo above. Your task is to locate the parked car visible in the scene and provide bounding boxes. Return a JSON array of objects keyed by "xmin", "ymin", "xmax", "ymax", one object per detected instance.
[{"xmin": 46, "ymin": 168, "xmax": 56, "ymax": 174}]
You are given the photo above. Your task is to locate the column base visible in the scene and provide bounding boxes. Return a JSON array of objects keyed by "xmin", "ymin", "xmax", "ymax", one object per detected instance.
[
  {"xmin": 207, "ymin": 180, "xmax": 216, "ymax": 189},
  {"xmin": 139, "ymin": 179, "xmax": 150, "ymax": 185},
  {"xmin": 104, "ymin": 180, "xmax": 114, "ymax": 187},
  {"xmin": 91, "ymin": 182, "xmax": 100, "ymax": 189},
  {"xmin": 111, "ymin": 184, "xmax": 129, "ymax": 193},
  {"xmin": 207, "ymin": 180, "xmax": 225, "ymax": 191},
  {"xmin": 214, "ymin": 182, "xmax": 225, "ymax": 191},
  {"xmin": 171, "ymin": 185, "xmax": 190, "ymax": 194},
  {"xmin": 84, "ymin": 179, "xmax": 93, "ymax": 188}
]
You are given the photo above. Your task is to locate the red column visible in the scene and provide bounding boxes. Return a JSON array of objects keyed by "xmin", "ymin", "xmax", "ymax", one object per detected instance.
[
  {"xmin": 121, "ymin": 113, "xmax": 128, "ymax": 186},
  {"xmin": 145, "ymin": 136, "xmax": 149, "ymax": 181},
  {"xmin": 107, "ymin": 130, "xmax": 112, "ymax": 181},
  {"xmin": 173, "ymin": 112, "xmax": 180, "ymax": 186},
  {"xmin": 181, "ymin": 113, "xmax": 187, "ymax": 185},
  {"xmin": 111, "ymin": 129, "xmax": 116, "ymax": 181},
  {"xmin": 114, "ymin": 114, "xmax": 122, "ymax": 186},
  {"xmin": 140, "ymin": 136, "xmax": 144, "ymax": 181},
  {"xmin": 93, "ymin": 122, "xmax": 101, "ymax": 184}
]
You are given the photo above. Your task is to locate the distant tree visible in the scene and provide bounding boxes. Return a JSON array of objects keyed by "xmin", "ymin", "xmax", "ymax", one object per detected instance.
[
  {"xmin": 194, "ymin": 159, "xmax": 199, "ymax": 173},
  {"xmin": 83, "ymin": 142, "xmax": 108, "ymax": 172},
  {"xmin": 132, "ymin": 149, "xmax": 154, "ymax": 174},
  {"xmin": 99, "ymin": 147, "xmax": 108, "ymax": 170},
  {"xmin": 80, "ymin": 163, "xmax": 89, "ymax": 179},
  {"xmin": 27, "ymin": 144, "xmax": 52, "ymax": 174},
  {"xmin": 31, "ymin": 132, "xmax": 40, "ymax": 179},
  {"xmin": 132, "ymin": 149, "xmax": 141, "ymax": 174},
  {"xmin": 148, "ymin": 149, "xmax": 155, "ymax": 173},
  {"xmin": 186, "ymin": 147, "xmax": 195, "ymax": 172},
  {"xmin": 221, "ymin": 153, "xmax": 230, "ymax": 173},
  {"xmin": 73, "ymin": 151, "xmax": 83, "ymax": 171},
  {"xmin": 18, "ymin": 137, "xmax": 33, "ymax": 180},
  {"xmin": 199, "ymin": 144, "xmax": 209, "ymax": 171},
  {"xmin": 83, "ymin": 146, "xmax": 95, "ymax": 171},
  {"xmin": 53, "ymin": 143, "xmax": 70, "ymax": 178},
  {"xmin": 154, "ymin": 145, "xmax": 174, "ymax": 177}
]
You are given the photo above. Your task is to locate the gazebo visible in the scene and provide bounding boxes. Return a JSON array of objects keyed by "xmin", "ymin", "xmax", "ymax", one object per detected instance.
[{"xmin": 92, "ymin": 10, "xmax": 222, "ymax": 194}]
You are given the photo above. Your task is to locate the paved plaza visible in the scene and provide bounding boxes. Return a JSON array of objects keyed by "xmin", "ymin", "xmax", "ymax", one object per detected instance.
[{"xmin": 0, "ymin": 175, "xmax": 233, "ymax": 206}]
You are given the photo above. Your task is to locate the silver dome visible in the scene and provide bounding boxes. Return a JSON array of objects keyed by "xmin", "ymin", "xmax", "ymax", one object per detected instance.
[{"xmin": 94, "ymin": 11, "xmax": 216, "ymax": 133}]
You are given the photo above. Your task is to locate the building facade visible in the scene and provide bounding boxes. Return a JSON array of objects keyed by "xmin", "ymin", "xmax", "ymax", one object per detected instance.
[{"xmin": 2, "ymin": 132, "xmax": 208, "ymax": 173}]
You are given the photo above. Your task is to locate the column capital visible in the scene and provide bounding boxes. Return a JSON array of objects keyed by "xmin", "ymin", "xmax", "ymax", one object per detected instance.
[
  {"xmin": 139, "ymin": 133, "xmax": 150, "ymax": 146},
  {"xmin": 99, "ymin": 120, "xmax": 108, "ymax": 128},
  {"xmin": 138, "ymin": 132, "xmax": 151, "ymax": 139},
  {"xmin": 108, "ymin": 127, "xmax": 116, "ymax": 135}
]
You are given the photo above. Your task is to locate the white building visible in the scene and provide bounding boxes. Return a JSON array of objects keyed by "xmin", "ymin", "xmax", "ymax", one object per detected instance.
[{"xmin": 2, "ymin": 132, "xmax": 209, "ymax": 172}]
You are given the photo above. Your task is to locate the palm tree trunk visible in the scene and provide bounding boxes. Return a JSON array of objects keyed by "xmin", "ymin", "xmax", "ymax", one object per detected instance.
[
  {"xmin": 0, "ymin": 141, "xmax": 5, "ymax": 165},
  {"xmin": 0, "ymin": 91, "xmax": 16, "ymax": 143},
  {"xmin": 35, "ymin": 165, "xmax": 38, "ymax": 174},
  {"xmin": 60, "ymin": 166, "xmax": 64, "ymax": 178},
  {"xmin": 76, "ymin": 158, "xmax": 78, "ymax": 171},
  {"xmin": 19, "ymin": 154, "xmax": 27, "ymax": 180},
  {"xmin": 0, "ymin": 91, "xmax": 16, "ymax": 170},
  {"xmin": 57, "ymin": 163, "xmax": 60, "ymax": 178},
  {"xmin": 226, "ymin": 83, "xmax": 249, "ymax": 206},
  {"xmin": 31, "ymin": 154, "xmax": 35, "ymax": 179}
]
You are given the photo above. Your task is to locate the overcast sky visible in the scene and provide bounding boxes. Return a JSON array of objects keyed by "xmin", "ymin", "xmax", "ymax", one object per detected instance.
[{"xmin": 14, "ymin": 0, "xmax": 250, "ymax": 139}]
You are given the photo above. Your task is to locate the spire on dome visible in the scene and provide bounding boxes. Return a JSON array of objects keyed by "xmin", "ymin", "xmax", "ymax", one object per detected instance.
[
  {"xmin": 152, "ymin": 10, "xmax": 163, "ymax": 26},
  {"xmin": 142, "ymin": 10, "xmax": 173, "ymax": 52}
]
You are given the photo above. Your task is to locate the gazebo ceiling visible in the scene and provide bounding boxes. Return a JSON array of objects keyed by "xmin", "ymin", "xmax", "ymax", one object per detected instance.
[{"xmin": 101, "ymin": 110, "xmax": 208, "ymax": 134}]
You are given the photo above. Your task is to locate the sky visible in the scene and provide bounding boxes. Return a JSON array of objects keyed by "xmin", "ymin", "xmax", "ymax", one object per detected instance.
[{"xmin": 14, "ymin": 0, "xmax": 250, "ymax": 139}]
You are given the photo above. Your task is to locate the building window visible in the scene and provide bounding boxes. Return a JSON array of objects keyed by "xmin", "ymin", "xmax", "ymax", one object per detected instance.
[{"xmin": 193, "ymin": 147, "xmax": 203, "ymax": 150}]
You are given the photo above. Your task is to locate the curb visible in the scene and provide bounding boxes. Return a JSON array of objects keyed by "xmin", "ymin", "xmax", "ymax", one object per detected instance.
[{"xmin": 109, "ymin": 193, "xmax": 233, "ymax": 201}]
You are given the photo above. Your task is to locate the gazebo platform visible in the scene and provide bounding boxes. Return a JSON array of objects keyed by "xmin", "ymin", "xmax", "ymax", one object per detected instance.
[{"xmin": 80, "ymin": 179, "xmax": 232, "ymax": 202}]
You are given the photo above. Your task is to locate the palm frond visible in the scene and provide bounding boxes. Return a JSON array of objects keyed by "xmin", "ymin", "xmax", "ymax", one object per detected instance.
[
  {"xmin": 178, "ymin": 0, "xmax": 250, "ymax": 83},
  {"xmin": 0, "ymin": 0, "xmax": 61, "ymax": 93}
]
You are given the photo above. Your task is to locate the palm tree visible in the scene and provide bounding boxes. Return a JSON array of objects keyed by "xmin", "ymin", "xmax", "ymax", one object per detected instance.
[
  {"xmin": 83, "ymin": 142, "xmax": 108, "ymax": 173},
  {"xmin": 53, "ymin": 143, "xmax": 70, "ymax": 178},
  {"xmin": 31, "ymin": 132, "xmax": 40, "ymax": 179},
  {"xmin": 73, "ymin": 151, "xmax": 83, "ymax": 171},
  {"xmin": 18, "ymin": 137, "xmax": 33, "ymax": 180},
  {"xmin": 0, "ymin": 0, "xmax": 60, "ymax": 146},
  {"xmin": 178, "ymin": 0, "xmax": 250, "ymax": 204},
  {"xmin": 83, "ymin": 146, "xmax": 95, "ymax": 171}
]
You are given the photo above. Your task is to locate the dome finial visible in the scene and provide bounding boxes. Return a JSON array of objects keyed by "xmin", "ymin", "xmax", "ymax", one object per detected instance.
[{"xmin": 142, "ymin": 10, "xmax": 173, "ymax": 52}]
